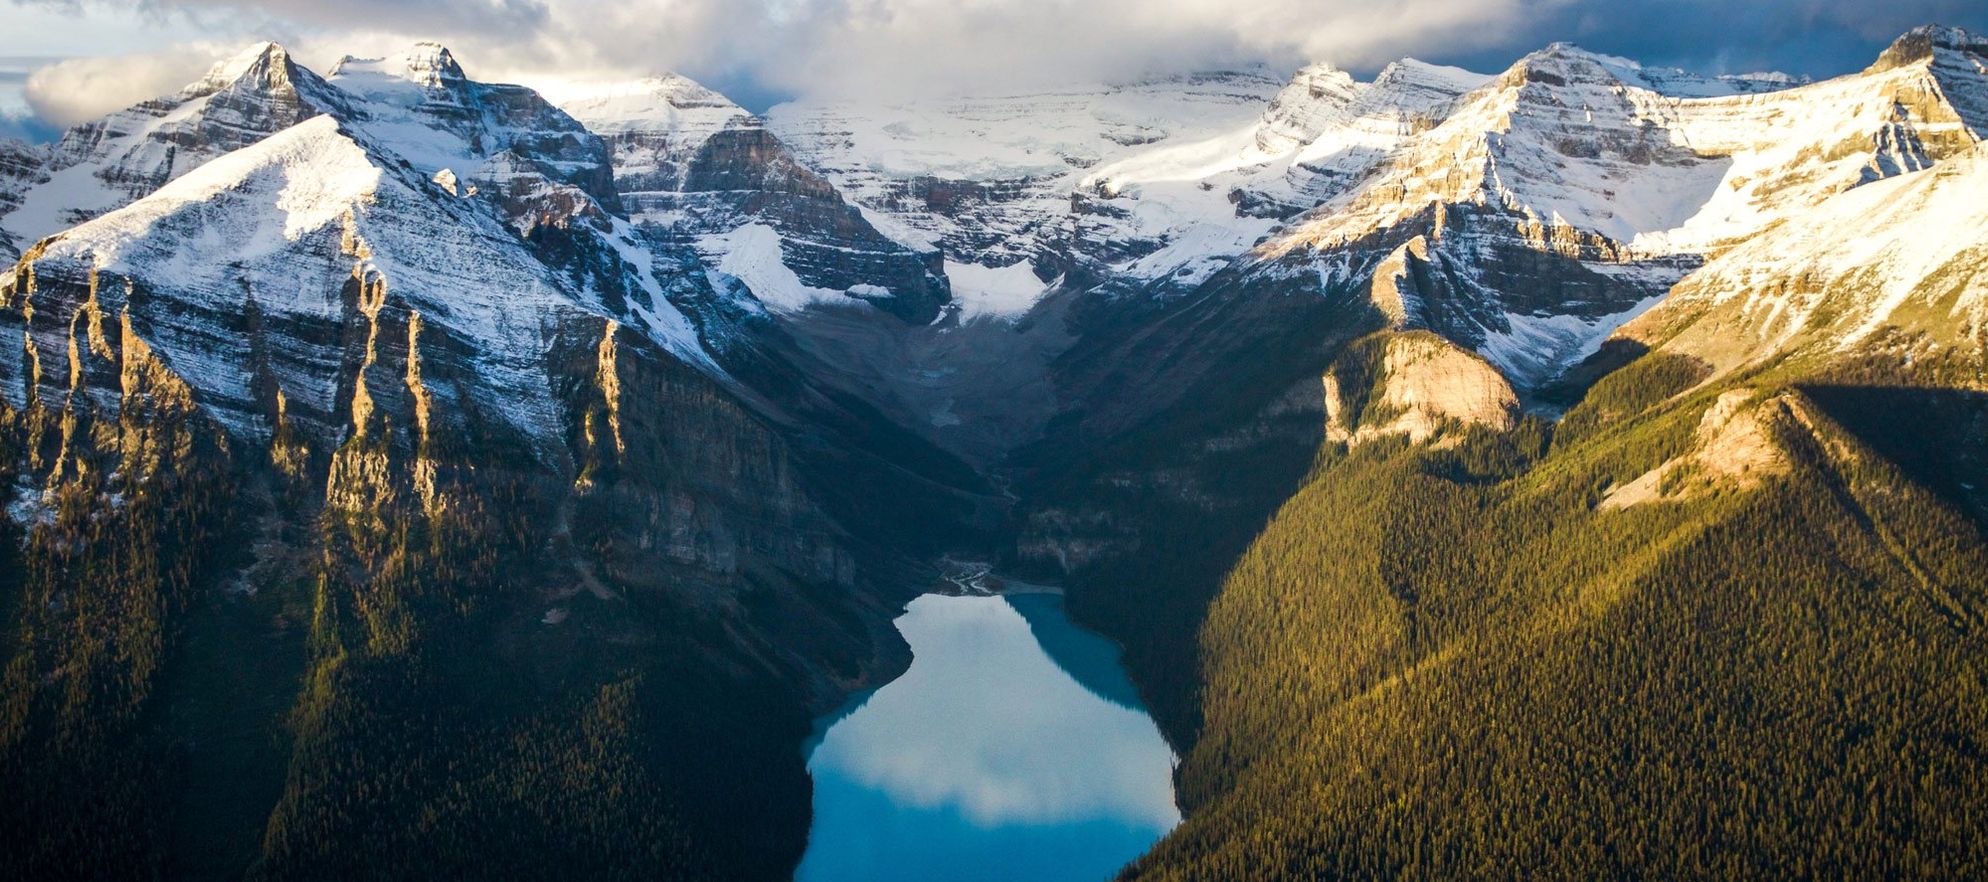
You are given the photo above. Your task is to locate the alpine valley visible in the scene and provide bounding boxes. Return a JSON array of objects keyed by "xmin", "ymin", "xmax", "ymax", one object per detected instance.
[{"xmin": 3, "ymin": 21, "xmax": 1987, "ymax": 881}]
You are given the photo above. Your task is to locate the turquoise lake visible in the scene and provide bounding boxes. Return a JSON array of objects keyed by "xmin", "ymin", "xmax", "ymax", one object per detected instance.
[{"xmin": 794, "ymin": 592, "xmax": 1181, "ymax": 882}]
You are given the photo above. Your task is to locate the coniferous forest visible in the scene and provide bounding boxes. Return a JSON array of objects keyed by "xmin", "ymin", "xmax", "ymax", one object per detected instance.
[{"xmin": 1057, "ymin": 339, "xmax": 1988, "ymax": 881}]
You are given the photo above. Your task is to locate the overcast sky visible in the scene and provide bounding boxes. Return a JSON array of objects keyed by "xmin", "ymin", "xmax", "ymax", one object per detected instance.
[{"xmin": 3, "ymin": 0, "xmax": 1987, "ymax": 136}]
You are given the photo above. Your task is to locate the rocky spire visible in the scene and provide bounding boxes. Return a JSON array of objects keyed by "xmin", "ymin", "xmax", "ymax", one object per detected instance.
[{"xmin": 186, "ymin": 41, "xmax": 303, "ymax": 98}]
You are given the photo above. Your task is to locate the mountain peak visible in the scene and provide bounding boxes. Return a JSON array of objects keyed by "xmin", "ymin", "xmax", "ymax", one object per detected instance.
[
  {"xmin": 330, "ymin": 41, "xmax": 469, "ymax": 91},
  {"xmin": 1500, "ymin": 41, "xmax": 1799, "ymax": 99},
  {"xmin": 403, "ymin": 41, "xmax": 467, "ymax": 85},
  {"xmin": 1872, "ymin": 23, "xmax": 1987, "ymax": 71},
  {"xmin": 190, "ymin": 41, "xmax": 296, "ymax": 96},
  {"xmin": 1902, "ymin": 23, "xmax": 1983, "ymax": 50},
  {"xmin": 1247, "ymin": 62, "xmax": 1365, "ymax": 156},
  {"xmin": 1866, "ymin": 24, "xmax": 1988, "ymax": 137},
  {"xmin": 1289, "ymin": 60, "xmax": 1353, "ymax": 80},
  {"xmin": 1275, "ymin": 62, "xmax": 1359, "ymax": 102},
  {"xmin": 640, "ymin": 73, "xmax": 736, "ymax": 105},
  {"xmin": 48, "ymin": 115, "xmax": 381, "ymax": 270},
  {"xmin": 1374, "ymin": 58, "xmax": 1491, "ymax": 95},
  {"xmin": 552, "ymin": 73, "xmax": 753, "ymax": 137},
  {"xmin": 550, "ymin": 73, "xmax": 742, "ymax": 112},
  {"xmin": 1498, "ymin": 42, "xmax": 1631, "ymax": 90}
]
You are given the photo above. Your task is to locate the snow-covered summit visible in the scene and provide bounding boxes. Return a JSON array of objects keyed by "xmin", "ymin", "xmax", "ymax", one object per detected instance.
[
  {"xmin": 1064, "ymin": 58, "xmax": 1487, "ymax": 290},
  {"xmin": 553, "ymin": 74, "xmax": 751, "ymax": 137},
  {"xmin": 44, "ymin": 114, "xmax": 382, "ymax": 270},
  {"xmin": 1230, "ymin": 58, "xmax": 1484, "ymax": 160},
  {"xmin": 1087, "ymin": 57, "xmax": 1486, "ymax": 206},
  {"xmin": 1526, "ymin": 43, "xmax": 1802, "ymax": 98},
  {"xmin": 323, "ymin": 42, "xmax": 619, "ymax": 207},
  {"xmin": 10, "ymin": 115, "xmax": 566, "ymax": 439},
  {"xmin": 554, "ymin": 72, "xmax": 755, "ymax": 196},
  {"xmin": 766, "ymin": 68, "xmax": 1283, "ymax": 271},
  {"xmin": 1629, "ymin": 139, "xmax": 1988, "ymax": 375},
  {"xmin": 1871, "ymin": 24, "xmax": 1988, "ymax": 73},
  {"xmin": 194, "ymin": 41, "xmax": 302, "ymax": 94},
  {"xmin": 9, "ymin": 109, "xmax": 715, "ymax": 448},
  {"xmin": 1249, "ymin": 63, "xmax": 1363, "ymax": 157},
  {"xmin": 1271, "ymin": 25, "xmax": 1988, "ymax": 260},
  {"xmin": 327, "ymin": 42, "xmax": 470, "ymax": 93},
  {"xmin": 0, "ymin": 40, "xmax": 352, "ymax": 255}
]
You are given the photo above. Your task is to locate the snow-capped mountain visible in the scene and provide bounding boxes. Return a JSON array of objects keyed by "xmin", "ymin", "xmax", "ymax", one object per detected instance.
[
  {"xmin": 3, "ymin": 115, "xmax": 592, "ymax": 445},
  {"xmin": 1071, "ymin": 59, "xmax": 1488, "ymax": 293},
  {"xmin": 5, "ymin": 26, "xmax": 1984, "ymax": 456},
  {"xmin": 1272, "ymin": 26, "xmax": 1983, "ymax": 260},
  {"xmin": 765, "ymin": 70, "xmax": 1283, "ymax": 316},
  {"xmin": 1148, "ymin": 58, "xmax": 1487, "ymax": 215},
  {"xmin": 557, "ymin": 75, "xmax": 951, "ymax": 324},
  {"xmin": 736, "ymin": 24, "xmax": 1982, "ymax": 394},
  {"xmin": 0, "ymin": 41, "xmax": 723, "ymax": 459},
  {"xmin": 0, "ymin": 40, "xmax": 634, "ymax": 279},
  {"xmin": 555, "ymin": 74, "xmax": 753, "ymax": 195},
  {"xmin": 325, "ymin": 43, "xmax": 623, "ymax": 212},
  {"xmin": 0, "ymin": 43, "xmax": 352, "ymax": 257},
  {"xmin": 1624, "ymin": 139, "xmax": 1988, "ymax": 378},
  {"xmin": 0, "ymin": 41, "xmax": 978, "ymax": 710},
  {"xmin": 1231, "ymin": 26, "xmax": 1986, "ymax": 387}
]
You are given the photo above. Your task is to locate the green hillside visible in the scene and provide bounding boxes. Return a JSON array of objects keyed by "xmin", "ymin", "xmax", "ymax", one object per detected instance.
[{"xmin": 1115, "ymin": 344, "xmax": 1988, "ymax": 879}]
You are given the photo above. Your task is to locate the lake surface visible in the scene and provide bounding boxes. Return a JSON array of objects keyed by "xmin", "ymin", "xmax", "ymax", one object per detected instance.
[{"xmin": 795, "ymin": 593, "xmax": 1181, "ymax": 882}]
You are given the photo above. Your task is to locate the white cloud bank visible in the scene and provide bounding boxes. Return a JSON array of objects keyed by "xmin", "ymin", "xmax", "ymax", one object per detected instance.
[
  {"xmin": 24, "ymin": 44, "xmax": 228, "ymax": 126},
  {"xmin": 9, "ymin": 0, "xmax": 1988, "ymax": 130}
]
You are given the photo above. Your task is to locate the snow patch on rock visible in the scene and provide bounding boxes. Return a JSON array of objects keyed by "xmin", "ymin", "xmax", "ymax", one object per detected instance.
[
  {"xmin": 699, "ymin": 222, "xmax": 851, "ymax": 313},
  {"xmin": 945, "ymin": 259, "xmax": 1049, "ymax": 322}
]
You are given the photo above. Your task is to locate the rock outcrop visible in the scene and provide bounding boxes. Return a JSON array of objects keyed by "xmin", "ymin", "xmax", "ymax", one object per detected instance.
[{"xmin": 1324, "ymin": 332, "xmax": 1520, "ymax": 445}]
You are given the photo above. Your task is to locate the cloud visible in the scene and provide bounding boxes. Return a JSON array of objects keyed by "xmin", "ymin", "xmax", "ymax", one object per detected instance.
[
  {"xmin": 9, "ymin": 0, "xmax": 1988, "ymax": 123},
  {"xmin": 717, "ymin": 0, "xmax": 1553, "ymax": 99},
  {"xmin": 398, "ymin": 0, "xmax": 1573, "ymax": 101},
  {"xmin": 22, "ymin": 43, "xmax": 230, "ymax": 127}
]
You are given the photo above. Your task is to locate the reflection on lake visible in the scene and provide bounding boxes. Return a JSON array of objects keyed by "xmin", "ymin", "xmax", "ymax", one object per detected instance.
[{"xmin": 795, "ymin": 593, "xmax": 1180, "ymax": 882}]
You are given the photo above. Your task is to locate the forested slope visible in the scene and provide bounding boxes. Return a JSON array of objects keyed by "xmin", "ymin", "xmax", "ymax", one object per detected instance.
[{"xmin": 1120, "ymin": 343, "xmax": 1988, "ymax": 880}]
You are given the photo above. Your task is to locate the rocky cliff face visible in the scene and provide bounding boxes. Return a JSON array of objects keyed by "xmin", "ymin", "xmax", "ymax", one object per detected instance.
[
  {"xmin": 0, "ymin": 113, "xmax": 874, "ymax": 605},
  {"xmin": 0, "ymin": 138, "xmax": 47, "ymax": 258},
  {"xmin": 1323, "ymin": 332, "xmax": 1519, "ymax": 445}
]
